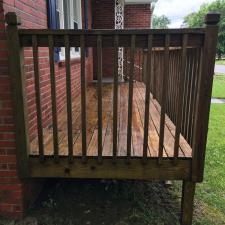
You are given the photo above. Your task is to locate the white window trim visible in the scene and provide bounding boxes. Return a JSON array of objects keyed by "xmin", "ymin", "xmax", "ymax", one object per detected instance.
[{"xmin": 56, "ymin": 0, "xmax": 82, "ymax": 61}]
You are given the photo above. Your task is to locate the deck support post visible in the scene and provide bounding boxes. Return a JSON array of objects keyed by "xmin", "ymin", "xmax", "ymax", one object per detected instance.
[
  {"xmin": 181, "ymin": 181, "xmax": 196, "ymax": 225},
  {"xmin": 6, "ymin": 12, "xmax": 30, "ymax": 178},
  {"xmin": 191, "ymin": 12, "xmax": 220, "ymax": 182}
]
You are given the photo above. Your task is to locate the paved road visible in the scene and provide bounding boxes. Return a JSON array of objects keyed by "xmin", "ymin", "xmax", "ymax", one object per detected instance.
[{"xmin": 215, "ymin": 65, "xmax": 225, "ymax": 74}]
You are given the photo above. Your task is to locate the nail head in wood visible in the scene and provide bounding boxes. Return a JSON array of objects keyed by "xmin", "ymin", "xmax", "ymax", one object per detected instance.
[
  {"xmin": 5, "ymin": 12, "xmax": 21, "ymax": 26},
  {"xmin": 205, "ymin": 12, "xmax": 220, "ymax": 25}
]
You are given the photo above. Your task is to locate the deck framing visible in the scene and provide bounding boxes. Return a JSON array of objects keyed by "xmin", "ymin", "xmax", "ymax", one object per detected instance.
[{"xmin": 28, "ymin": 157, "xmax": 191, "ymax": 180}]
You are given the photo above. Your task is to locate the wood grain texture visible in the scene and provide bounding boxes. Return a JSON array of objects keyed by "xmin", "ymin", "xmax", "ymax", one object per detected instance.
[
  {"xmin": 29, "ymin": 157, "xmax": 192, "ymax": 180},
  {"xmin": 181, "ymin": 181, "xmax": 196, "ymax": 225},
  {"xmin": 30, "ymin": 83, "xmax": 192, "ymax": 159}
]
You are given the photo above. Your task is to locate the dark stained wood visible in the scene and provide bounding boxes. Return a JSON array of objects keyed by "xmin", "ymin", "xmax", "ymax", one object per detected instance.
[
  {"xmin": 97, "ymin": 35, "xmax": 103, "ymax": 163},
  {"xmin": 192, "ymin": 13, "xmax": 220, "ymax": 182},
  {"xmin": 181, "ymin": 181, "xmax": 196, "ymax": 225},
  {"xmin": 19, "ymin": 29, "xmax": 205, "ymax": 49},
  {"xmin": 113, "ymin": 35, "xmax": 119, "ymax": 160},
  {"xmin": 65, "ymin": 35, "xmax": 73, "ymax": 163},
  {"xmin": 48, "ymin": 35, "xmax": 59, "ymax": 162},
  {"xmin": 143, "ymin": 35, "xmax": 153, "ymax": 162},
  {"xmin": 32, "ymin": 35, "xmax": 44, "ymax": 162},
  {"xmin": 29, "ymin": 157, "xmax": 192, "ymax": 180},
  {"xmin": 6, "ymin": 12, "xmax": 30, "ymax": 177},
  {"xmin": 80, "ymin": 35, "xmax": 87, "ymax": 162},
  {"xmin": 127, "ymin": 35, "xmax": 136, "ymax": 161},
  {"xmin": 158, "ymin": 34, "xmax": 170, "ymax": 163},
  {"xmin": 174, "ymin": 34, "xmax": 188, "ymax": 162}
]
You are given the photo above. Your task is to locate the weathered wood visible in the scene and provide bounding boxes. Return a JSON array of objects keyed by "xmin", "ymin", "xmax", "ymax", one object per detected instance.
[
  {"xmin": 48, "ymin": 35, "xmax": 59, "ymax": 162},
  {"xmin": 29, "ymin": 156, "xmax": 192, "ymax": 180},
  {"xmin": 30, "ymin": 83, "xmax": 192, "ymax": 158},
  {"xmin": 113, "ymin": 35, "xmax": 119, "ymax": 161},
  {"xmin": 19, "ymin": 29, "xmax": 205, "ymax": 48},
  {"xmin": 80, "ymin": 35, "xmax": 87, "ymax": 162},
  {"xmin": 174, "ymin": 34, "xmax": 188, "ymax": 162},
  {"xmin": 192, "ymin": 13, "xmax": 220, "ymax": 182},
  {"xmin": 32, "ymin": 35, "xmax": 44, "ymax": 162},
  {"xmin": 6, "ymin": 12, "xmax": 30, "ymax": 177},
  {"xmin": 97, "ymin": 35, "xmax": 103, "ymax": 163},
  {"xmin": 143, "ymin": 35, "xmax": 153, "ymax": 162},
  {"xmin": 158, "ymin": 34, "xmax": 170, "ymax": 163},
  {"xmin": 65, "ymin": 35, "xmax": 73, "ymax": 163},
  {"xmin": 127, "ymin": 35, "xmax": 136, "ymax": 162},
  {"xmin": 181, "ymin": 181, "xmax": 196, "ymax": 225}
]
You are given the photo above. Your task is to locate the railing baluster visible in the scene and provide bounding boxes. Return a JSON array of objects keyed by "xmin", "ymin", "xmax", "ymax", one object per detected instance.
[
  {"xmin": 65, "ymin": 35, "xmax": 73, "ymax": 163},
  {"xmin": 127, "ymin": 35, "xmax": 136, "ymax": 162},
  {"xmin": 158, "ymin": 34, "xmax": 170, "ymax": 164},
  {"xmin": 80, "ymin": 35, "xmax": 87, "ymax": 162},
  {"xmin": 143, "ymin": 35, "xmax": 153, "ymax": 163},
  {"xmin": 97, "ymin": 35, "xmax": 103, "ymax": 163},
  {"xmin": 32, "ymin": 35, "xmax": 44, "ymax": 162},
  {"xmin": 48, "ymin": 35, "xmax": 59, "ymax": 162},
  {"xmin": 113, "ymin": 35, "xmax": 119, "ymax": 161},
  {"xmin": 173, "ymin": 34, "xmax": 188, "ymax": 162}
]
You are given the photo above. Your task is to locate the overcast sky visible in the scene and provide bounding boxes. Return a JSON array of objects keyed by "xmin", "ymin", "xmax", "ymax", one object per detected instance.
[{"xmin": 153, "ymin": 0, "xmax": 215, "ymax": 28}]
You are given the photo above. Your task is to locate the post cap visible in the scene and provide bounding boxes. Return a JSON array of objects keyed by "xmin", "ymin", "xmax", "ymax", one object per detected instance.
[
  {"xmin": 5, "ymin": 12, "xmax": 21, "ymax": 26},
  {"xmin": 205, "ymin": 12, "xmax": 220, "ymax": 25}
]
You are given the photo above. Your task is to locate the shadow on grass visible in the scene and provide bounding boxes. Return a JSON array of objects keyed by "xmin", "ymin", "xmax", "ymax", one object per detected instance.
[{"xmin": 27, "ymin": 179, "xmax": 181, "ymax": 225}]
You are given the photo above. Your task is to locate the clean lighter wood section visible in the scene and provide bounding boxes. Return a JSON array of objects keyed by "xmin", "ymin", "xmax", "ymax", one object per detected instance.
[{"xmin": 30, "ymin": 82, "xmax": 192, "ymax": 158}]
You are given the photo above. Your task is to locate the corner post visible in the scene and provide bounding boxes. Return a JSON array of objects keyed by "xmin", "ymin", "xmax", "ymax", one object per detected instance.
[
  {"xmin": 192, "ymin": 12, "xmax": 220, "ymax": 182},
  {"xmin": 181, "ymin": 181, "xmax": 196, "ymax": 225},
  {"xmin": 6, "ymin": 12, "xmax": 30, "ymax": 178}
]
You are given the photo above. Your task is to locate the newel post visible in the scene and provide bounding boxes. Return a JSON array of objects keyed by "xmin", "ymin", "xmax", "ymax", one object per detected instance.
[
  {"xmin": 6, "ymin": 12, "xmax": 30, "ymax": 178},
  {"xmin": 192, "ymin": 12, "xmax": 220, "ymax": 182}
]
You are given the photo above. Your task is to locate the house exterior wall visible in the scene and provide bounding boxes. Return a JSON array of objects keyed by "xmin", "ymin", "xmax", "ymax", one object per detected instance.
[
  {"xmin": 0, "ymin": 0, "xmax": 93, "ymax": 219},
  {"xmin": 92, "ymin": 0, "xmax": 115, "ymax": 79},
  {"xmin": 124, "ymin": 4, "xmax": 152, "ymax": 28},
  {"xmin": 92, "ymin": 1, "xmax": 151, "ymax": 79}
]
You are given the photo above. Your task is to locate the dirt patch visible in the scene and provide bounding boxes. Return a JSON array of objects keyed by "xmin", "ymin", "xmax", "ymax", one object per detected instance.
[{"xmin": 1, "ymin": 179, "xmax": 183, "ymax": 225}]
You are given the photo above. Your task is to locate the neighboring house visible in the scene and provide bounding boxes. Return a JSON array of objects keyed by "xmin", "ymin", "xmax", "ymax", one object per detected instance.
[{"xmin": 0, "ymin": 0, "xmax": 154, "ymax": 218}]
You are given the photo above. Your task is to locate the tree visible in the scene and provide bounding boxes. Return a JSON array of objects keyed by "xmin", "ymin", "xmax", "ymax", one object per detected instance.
[
  {"xmin": 183, "ymin": 0, "xmax": 225, "ymax": 59},
  {"xmin": 152, "ymin": 15, "xmax": 171, "ymax": 29}
]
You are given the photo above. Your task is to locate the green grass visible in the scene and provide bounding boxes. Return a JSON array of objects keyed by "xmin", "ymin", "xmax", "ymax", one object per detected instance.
[
  {"xmin": 212, "ymin": 74, "xmax": 225, "ymax": 98},
  {"xmin": 215, "ymin": 59, "xmax": 225, "ymax": 65},
  {"xmin": 193, "ymin": 104, "xmax": 225, "ymax": 224}
]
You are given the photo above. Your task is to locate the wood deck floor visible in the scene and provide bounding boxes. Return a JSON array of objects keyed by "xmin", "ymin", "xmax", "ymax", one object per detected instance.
[{"xmin": 30, "ymin": 82, "xmax": 192, "ymax": 158}]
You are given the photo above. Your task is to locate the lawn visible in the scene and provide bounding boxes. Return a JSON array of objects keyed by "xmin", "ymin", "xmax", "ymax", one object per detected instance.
[
  {"xmin": 212, "ymin": 74, "xmax": 225, "ymax": 98},
  {"xmin": 215, "ymin": 59, "xmax": 225, "ymax": 65},
  {"xmin": 216, "ymin": 59, "xmax": 225, "ymax": 65},
  {"xmin": 193, "ymin": 104, "xmax": 225, "ymax": 224}
]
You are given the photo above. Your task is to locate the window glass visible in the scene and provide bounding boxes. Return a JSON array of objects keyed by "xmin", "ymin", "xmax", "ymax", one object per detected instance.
[{"xmin": 56, "ymin": 0, "xmax": 82, "ymax": 59}]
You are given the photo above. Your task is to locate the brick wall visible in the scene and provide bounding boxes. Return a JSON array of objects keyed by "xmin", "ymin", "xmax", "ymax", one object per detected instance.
[
  {"xmin": 124, "ymin": 4, "xmax": 151, "ymax": 28},
  {"xmin": 0, "ymin": 0, "xmax": 93, "ymax": 219},
  {"xmin": 93, "ymin": 1, "xmax": 151, "ymax": 79},
  {"xmin": 124, "ymin": 4, "xmax": 151, "ymax": 81},
  {"xmin": 92, "ymin": 0, "xmax": 114, "ymax": 79}
]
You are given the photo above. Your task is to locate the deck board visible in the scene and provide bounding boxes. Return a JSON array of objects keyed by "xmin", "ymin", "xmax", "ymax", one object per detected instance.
[{"xmin": 30, "ymin": 82, "xmax": 192, "ymax": 158}]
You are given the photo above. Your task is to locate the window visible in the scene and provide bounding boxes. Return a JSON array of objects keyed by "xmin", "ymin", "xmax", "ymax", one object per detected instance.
[{"xmin": 55, "ymin": 0, "xmax": 82, "ymax": 60}]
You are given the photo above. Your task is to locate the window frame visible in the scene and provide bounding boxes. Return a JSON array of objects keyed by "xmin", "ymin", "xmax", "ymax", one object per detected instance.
[{"xmin": 56, "ymin": 0, "xmax": 82, "ymax": 61}]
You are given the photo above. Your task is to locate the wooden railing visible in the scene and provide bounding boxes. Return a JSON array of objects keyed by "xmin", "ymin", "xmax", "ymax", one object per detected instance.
[{"xmin": 6, "ymin": 12, "xmax": 219, "ymax": 183}]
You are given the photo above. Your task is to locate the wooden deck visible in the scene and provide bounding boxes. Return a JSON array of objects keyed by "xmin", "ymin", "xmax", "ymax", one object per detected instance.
[{"xmin": 30, "ymin": 82, "xmax": 192, "ymax": 158}]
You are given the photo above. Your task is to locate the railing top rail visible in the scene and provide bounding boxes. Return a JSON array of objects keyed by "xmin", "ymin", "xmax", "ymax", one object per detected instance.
[
  {"xmin": 18, "ymin": 28, "xmax": 205, "ymax": 48},
  {"xmin": 18, "ymin": 28, "xmax": 206, "ymax": 35}
]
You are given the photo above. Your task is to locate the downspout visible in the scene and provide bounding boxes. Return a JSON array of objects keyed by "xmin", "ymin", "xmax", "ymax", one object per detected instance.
[
  {"xmin": 84, "ymin": 0, "xmax": 89, "ymax": 56},
  {"xmin": 150, "ymin": 0, "xmax": 158, "ymax": 28},
  {"xmin": 84, "ymin": 0, "xmax": 88, "ymax": 30}
]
